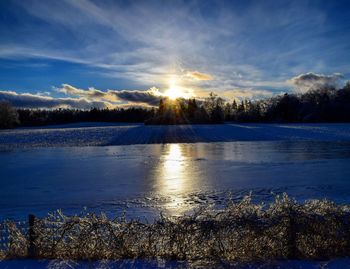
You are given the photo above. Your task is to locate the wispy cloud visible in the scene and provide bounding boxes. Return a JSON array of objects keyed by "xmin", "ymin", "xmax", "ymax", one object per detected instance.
[
  {"xmin": 0, "ymin": 0, "xmax": 349, "ymax": 95},
  {"xmin": 186, "ymin": 71, "xmax": 213, "ymax": 81},
  {"xmin": 221, "ymin": 88, "xmax": 275, "ymax": 101}
]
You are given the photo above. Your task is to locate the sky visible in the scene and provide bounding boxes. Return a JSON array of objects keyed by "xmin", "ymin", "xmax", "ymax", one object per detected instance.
[{"xmin": 0, "ymin": 0, "xmax": 350, "ymax": 108}]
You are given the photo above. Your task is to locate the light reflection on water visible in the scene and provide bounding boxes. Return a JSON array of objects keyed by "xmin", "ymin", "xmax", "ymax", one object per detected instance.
[
  {"xmin": 157, "ymin": 144, "xmax": 193, "ymax": 216},
  {"xmin": 161, "ymin": 144, "xmax": 185, "ymax": 193},
  {"xmin": 143, "ymin": 141, "xmax": 350, "ymax": 216}
]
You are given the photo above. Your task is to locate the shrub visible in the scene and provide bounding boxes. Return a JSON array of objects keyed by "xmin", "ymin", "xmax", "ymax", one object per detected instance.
[{"xmin": 1, "ymin": 194, "xmax": 350, "ymax": 263}]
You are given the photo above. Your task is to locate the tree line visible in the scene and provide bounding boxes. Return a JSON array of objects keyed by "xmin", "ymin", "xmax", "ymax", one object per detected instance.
[
  {"xmin": 145, "ymin": 92, "xmax": 226, "ymax": 124},
  {"xmin": 0, "ymin": 105, "xmax": 156, "ymax": 128},
  {"xmin": 227, "ymin": 81, "xmax": 350, "ymax": 123},
  {"xmin": 1, "ymin": 81, "xmax": 350, "ymax": 128},
  {"xmin": 147, "ymin": 81, "xmax": 350, "ymax": 124}
]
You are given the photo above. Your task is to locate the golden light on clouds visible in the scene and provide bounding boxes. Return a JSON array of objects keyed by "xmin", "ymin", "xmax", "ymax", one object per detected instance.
[{"xmin": 186, "ymin": 71, "xmax": 213, "ymax": 81}]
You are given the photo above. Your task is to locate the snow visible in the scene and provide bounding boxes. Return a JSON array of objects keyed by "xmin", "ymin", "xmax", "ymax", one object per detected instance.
[{"xmin": 2, "ymin": 123, "xmax": 350, "ymax": 149}]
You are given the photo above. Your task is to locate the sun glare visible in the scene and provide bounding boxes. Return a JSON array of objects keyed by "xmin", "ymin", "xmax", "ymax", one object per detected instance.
[
  {"xmin": 164, "ymin": 77, "xmax": 194, "ymax": 100},
  {"xmin": 165, "ymin": 86, "xmax": 183, "ymax": 100}
]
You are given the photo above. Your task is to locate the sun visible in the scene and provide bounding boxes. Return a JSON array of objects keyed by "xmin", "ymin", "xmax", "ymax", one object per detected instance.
[
  {"xmin": 163, "ymin": 76, "xmax": 194, "ymax": 100},
  {"xmin": 164, "ymin": 86, "xmax": 183, "ymax": 100}
]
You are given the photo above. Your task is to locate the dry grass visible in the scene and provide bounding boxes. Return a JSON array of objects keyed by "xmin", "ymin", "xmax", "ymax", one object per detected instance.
[{"xmin": 1, "ymin": 194, "xmax": 350, "ymax": 263}]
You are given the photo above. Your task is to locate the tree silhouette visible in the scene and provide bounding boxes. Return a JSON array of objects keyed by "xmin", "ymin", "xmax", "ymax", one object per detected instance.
[
  {"xmin": 0, "ymin": 101, "xmax": 19, "ymax": 128},
  {"xmin": 4, "ymin": 81, "xmax": 350, "ymax": 127}
]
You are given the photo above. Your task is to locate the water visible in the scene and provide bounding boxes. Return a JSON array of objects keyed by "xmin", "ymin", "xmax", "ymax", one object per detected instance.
[{"xmin": 1, "ymin": 141, "xmax": 350, "ymax": 220}]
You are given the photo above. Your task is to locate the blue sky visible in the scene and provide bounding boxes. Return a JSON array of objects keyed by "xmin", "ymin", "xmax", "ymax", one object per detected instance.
[{"xmin": 0, "ymin": 0, "xmax": 349, "ymax": 108}]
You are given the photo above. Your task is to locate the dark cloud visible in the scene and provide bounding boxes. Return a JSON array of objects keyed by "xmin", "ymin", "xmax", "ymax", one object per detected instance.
[
  {"xmin": 0, "ymin": 91, "xmax": 109, "ymax": 109},
  {"xmin": 288, "ymin": 72, "xmax": 343, "ymax": 92},
  {"xmin": 112, "ymin": 89, "xmax": 162, "ymax": 106},
  {"xmin": 59, "ymin": 84, "xmax": 162, "ymax": 106},
  {"xmin": 0, "ymin": 85, "xmax": 163, "ymax": 109}
]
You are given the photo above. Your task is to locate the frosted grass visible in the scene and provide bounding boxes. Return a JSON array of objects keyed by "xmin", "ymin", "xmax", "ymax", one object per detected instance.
[{"xmin": 2, "ymin": 194, "xmax": 350, "ymax": 264}]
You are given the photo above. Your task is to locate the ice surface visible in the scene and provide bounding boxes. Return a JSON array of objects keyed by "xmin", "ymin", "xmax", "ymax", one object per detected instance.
[{"xmin": 1, "ymin": 141, "xmax": 350, "ymax": 220}]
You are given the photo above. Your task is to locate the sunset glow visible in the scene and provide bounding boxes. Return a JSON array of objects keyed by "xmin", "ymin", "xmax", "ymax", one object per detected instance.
[
  {"xmin": 164, "ymin": 87, "xmax": 183, "ymax": 100},
  {"xmin": 163, "ymin": 77, "xmax": 194, "ymax": 100}
]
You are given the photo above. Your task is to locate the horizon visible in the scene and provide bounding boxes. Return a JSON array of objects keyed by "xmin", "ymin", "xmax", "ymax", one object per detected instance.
[{"xmin": 0, "ymin": 0, "xmax": 350, "ymax": 109}]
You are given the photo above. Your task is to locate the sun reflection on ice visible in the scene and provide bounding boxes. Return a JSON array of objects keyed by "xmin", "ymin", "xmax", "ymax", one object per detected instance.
[
  {"xmin": 163, "ymin": 144, "xmax": 184, "ymax": 191},
  {"xmin": 158, "ymin": 144, "xmax": 193, "ymax": 216}
]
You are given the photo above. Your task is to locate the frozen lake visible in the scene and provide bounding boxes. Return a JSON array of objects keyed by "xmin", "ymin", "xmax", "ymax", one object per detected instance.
[{"xmin": 1, "ymin": 140, "xmax": 350, "ymax": 220}]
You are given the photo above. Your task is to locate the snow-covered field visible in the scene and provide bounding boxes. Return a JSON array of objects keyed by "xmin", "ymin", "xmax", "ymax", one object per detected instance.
[{"xmin": 2, "ymin": 122, "xmax": 350, "ymax": 148}]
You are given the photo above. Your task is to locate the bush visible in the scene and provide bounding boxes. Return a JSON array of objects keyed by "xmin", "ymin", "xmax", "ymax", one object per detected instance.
[
  {"xmin": 2, "ymin": 194, "xmax": 350, "ymax": 263},
  {"xmin": 0, "ymin": 101, "xmax": 19, "ymax": 128}
]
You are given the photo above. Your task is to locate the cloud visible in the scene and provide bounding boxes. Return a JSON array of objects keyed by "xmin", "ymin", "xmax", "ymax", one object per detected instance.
[
  {"xmin": 112, "ymin": 87, "xmax": 162, "ymax": 106},
  {"xmin": 60, "ymin": 84, "xmax": 107, "ymax": 99},
  {"xmin": 59, "ymin": 84, "xmax": 118, "ymax": 102},
  {"xmin": 288, "ymin": 72, "xmax": 344, "ymax": 92},
  {"xmin": 3, "ymin": 0, "xmax": 348, "ymax": 95},
  {"xmin": 186, "ymin": 71, "xmax": 213, "ymax": 81},
  {"xmin": 221, "ymin": 88, "xmax": 275, "ymax": 101},
  {"xmin": 0, "ymin": 90, "xmax": 110, "ymax": 109},
  {"xmin": 58, "ymin": 84, "xmax": 162, "ymax": 106}
]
